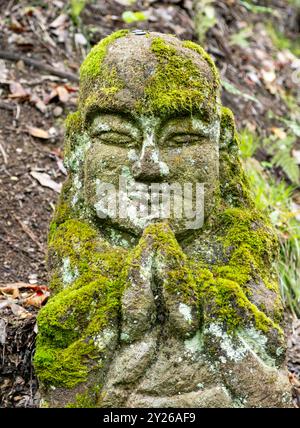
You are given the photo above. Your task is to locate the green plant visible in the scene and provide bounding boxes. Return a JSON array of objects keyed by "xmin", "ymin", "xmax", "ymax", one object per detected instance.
[
  {"xmin": 193, "ymin": 0, "xmax": 217, "ymax": 44},
  {"xmin": 239, "ymin": 1, "xmax": 274, "ymax": 14},
  {"xmin": 239, "ymin": 129, "xmax": 259, "ymax": 159},
  {"xmin": 239, "ymin": 130, "xmax": 300, "ymax": 316},
  {"xmin": 222, "ymin": 80, "xmax": 259, "ymax": 104},
  {"xmin": 69, "ymin": 0, "xmax": 86, "ymax": 25},
  {"xmin": 279, "ymin": 235, "xmax": 300, "ymax": 317},
  {"xmin": 122, "ymin": 10, "xmax": 147, "ymax": 24},
  {"xmin": 263, "ymin": 134, "xmax": 299, "ymax": 184},
  {"xmin": 229, "ymin": 26, "xmax": 253, "ymax": 48},
  {"xmin": 266, "ymin": 22, "xmax": 300, "ymax": 56}
]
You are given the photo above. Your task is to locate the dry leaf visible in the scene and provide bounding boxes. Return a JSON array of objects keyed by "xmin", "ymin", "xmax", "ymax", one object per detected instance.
[
  {"xmin": 50, "ymin": 13, "xmax": 68, "ymax": 28},
  {"xmin": 0, "ymin": 285, "xmax": 20, "ymax": 299},
  {"xmin": 26, "ymin": 126, "xmax": 50, "ymax": 139},
  {"xmin": 24, "ymin": 291, "xmax": 49, "ymax": 308},
  {"xmin": 56, "ymin": 85, "xmax": 69, "ymax": 103},
  {"xmin": 30, "ymin": 171, "xmax": 62, "ymax": 193},
  {"xmin": 271, "ymin": 127, "xmax": 287, "ymax": 140},
  {"xmin": 30, "ymin": 94, "xmax": 47, "ymax": 113},
  {"xmin": 10, "ymin": 303, "xmax": 32, "ymax": 319},
  {"xmin": 9, "ymin": 82, "xmax": 28, "ymax": 99},
  {"xmin": 44, "ymin": 88, "xmax": 59, "ymax": 104}
]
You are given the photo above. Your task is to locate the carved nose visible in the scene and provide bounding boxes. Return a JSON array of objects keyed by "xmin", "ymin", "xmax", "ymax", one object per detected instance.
[{"xmin": 132, "ymin": 147, "xmax": 169, "ymax": 182}]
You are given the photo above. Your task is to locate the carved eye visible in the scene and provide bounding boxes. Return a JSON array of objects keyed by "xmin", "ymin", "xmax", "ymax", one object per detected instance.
[
  {"xmin": 95, "ymin": 131, "xmax": 136, "ymax": 147},
  {"xmin": 167, "ymin": 134, "xmax": 202, "ymax": 146}
]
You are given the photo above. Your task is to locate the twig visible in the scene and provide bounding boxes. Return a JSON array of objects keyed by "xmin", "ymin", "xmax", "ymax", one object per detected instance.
[
  {"xmin": 0, "ymin": 50, "xmax": 79, "ymax": 82},
  {"xmin": 0, "ymin": 143, "xmax": 8, "ymax": 164},
  {"xmin": 13, "ymin": 215, "xmax": 44, "ymax": 252}
]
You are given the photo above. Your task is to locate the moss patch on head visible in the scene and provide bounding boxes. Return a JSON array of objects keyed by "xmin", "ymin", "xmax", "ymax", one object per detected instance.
[
  {"xmin": 140, "ymin": 37, "xmax": 220, "ymax": 118},
  {"xmin": 79, "ymin": 30, "xmax": 129, "ymax": 107},
  {"xmin": 182, "ymin": 40, "xmax": 220, "ymax": 87},
  {"xmin": 80, "ymin": 30, "xmax": 129, "ymax": 81}
]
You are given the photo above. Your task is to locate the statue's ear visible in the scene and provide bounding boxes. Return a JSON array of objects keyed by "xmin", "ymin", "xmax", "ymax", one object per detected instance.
[
  {"xmin": 63, "ymin": 111, "xmax": 85, "ymax": 172},
  {"xmin": 219, "ymin": 106, "xmax": 239, "ymax": 153},
  {"xmin": 218, "ymin": 106, "xmax": 252, "ymax": 206}
]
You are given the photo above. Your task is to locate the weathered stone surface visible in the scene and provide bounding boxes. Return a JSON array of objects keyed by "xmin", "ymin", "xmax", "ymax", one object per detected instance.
[{"xmin": 34, "ymin": 30, "xmax": 292, "ymax": 408}]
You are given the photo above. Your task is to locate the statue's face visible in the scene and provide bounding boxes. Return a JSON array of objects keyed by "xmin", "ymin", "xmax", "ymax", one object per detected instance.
[{"xmin": 84, "ymin": 111, "xmax": 220, "ymax": 237}]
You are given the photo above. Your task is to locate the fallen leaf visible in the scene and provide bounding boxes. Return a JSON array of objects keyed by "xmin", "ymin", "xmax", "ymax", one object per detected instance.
[
  {"xmin": 0, "ymin": 300, "xmax": 11, "ymax": 310},
  {"xmin": 271, "ymin": 127, "xmax": 287, "ymax": 139},
  {"xmin": 261, "ymin": 69, "xmax": 277, "ymax": 94},
  {"xmin": 9, "ymin": 82, "xmax": 28, "ymax": 99},
  {"xmin": 30, "ymin": 94, "xmax": 47, "ymax": 113},
  {"xmin": 56, "ymin": 85, "xmax": 69, "ymax": 103},
  {"xmin": 50, "ymin": 13, "xmax": 68, "ymax": 28},
  {"xmin": 44, "ymin": 88, "xmax": 59, "ymax": 104},
  {"xmin": 56, "ymin": 157, "xmax": 67, "ymax": 175},
  {"xmin": 0, "ymin": 285, "xmax": 20, "ymax": 299},
  {"xmin": 30, "ymin": 171, "xmax": 62, "ymax": 193},
  {"xmin": 9, "ymin": 18, "xmax": 25, "ymax": 33},
  {"xmin": 74, "ymin": 33, "xmax": 87, "ymax": 46},
  {"xmin": 26, "ymin": 126, "xmax": 50, "ymax": 139},
  {"xmin": 10, "ymin": 303, "xmax": 32, "ymax": 319},
  {"xmin": 24, "ymin": 291, "xmax": 50, "ymax": 308},
  {"xmin": 64, "ymin": 84, "xmax": 78, "ymax": 93}
]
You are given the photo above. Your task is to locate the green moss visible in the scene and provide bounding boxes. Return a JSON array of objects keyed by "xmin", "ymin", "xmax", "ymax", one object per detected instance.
[
  {"xmin": 80, "ymin": 30, "xmax": 129, "ymax": 81},
  {"xmin": 34, "ymin": 338, "xmax": 98, "ymax": 388},
  {"xmin": 47, "ymin": 219, "xmax": 127, "ymax": 294},
  {"xmin": 65, "ymin": 386, "xmax": 101, "ymax": 408},
  {"xmin": 193, "ymin": 206, "xmax": 283, "ymax": 337},
  {"xmin": 218, "ymin": 208, "xmax": 277, "ymax": 274},
  {"xmin": 35, "ymin": 219, "xmax": 129, "ymax": 391},
  {"xmin": 65, "ymin": 111, "xmax": 83, "ymax": 137},
  {"xmin": 182, "ymin": 40, "xmax": 220, "ymax": 87},
  {"xmin": 219, "ymin": 106, "xmax": 254, "ymax": 207},
  {"xmin": 130, "ymin": 222, "xmax": 197, "ymax": 303},
  {"xmin": 79, "ymin": 30, "xmax": 129, "ymax": 106},
  {"xmin": 198, "ymin": 275, "xmax": 280, "ymax": 334},
  {"xmin": 140, "ymin": 37, "xmax": 219, "ymax": 118}
]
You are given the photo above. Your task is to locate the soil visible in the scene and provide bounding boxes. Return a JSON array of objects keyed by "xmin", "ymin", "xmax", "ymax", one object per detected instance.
[{"xmin": 0, "ymin": 0, "xmax": 299, "ymax": 407}]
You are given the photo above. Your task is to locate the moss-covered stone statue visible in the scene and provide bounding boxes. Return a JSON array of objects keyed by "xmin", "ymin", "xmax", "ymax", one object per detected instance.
[{"xmin": 34, "ymin": 30, "xmax": 292, "ymax": 408}]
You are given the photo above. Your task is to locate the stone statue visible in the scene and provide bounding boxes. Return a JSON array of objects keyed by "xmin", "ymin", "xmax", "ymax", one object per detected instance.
[{"xmin": 34, "ymin": 30, "xmax": 292, "ymax": 408}]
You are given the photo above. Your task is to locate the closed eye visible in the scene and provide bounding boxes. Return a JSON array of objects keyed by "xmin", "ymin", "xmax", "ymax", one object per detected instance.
[
  {"xmin": 166, "ymin": 133, "xmax": 204, "ymax": 146},
  {"xmin": 93, "ymin": 131, "xmax": 137, "ymax": 147}
]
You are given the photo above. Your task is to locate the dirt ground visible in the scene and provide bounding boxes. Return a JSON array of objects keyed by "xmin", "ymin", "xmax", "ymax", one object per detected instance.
[{"xmin": 0, "ymin": 0, "xmax": 299, "ymax": 407}]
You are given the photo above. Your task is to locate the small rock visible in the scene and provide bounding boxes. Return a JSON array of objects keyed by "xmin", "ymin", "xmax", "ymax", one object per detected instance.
[{"xmin": 53, "ymin": 106, "xmax": 63, "ymax": 117}]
